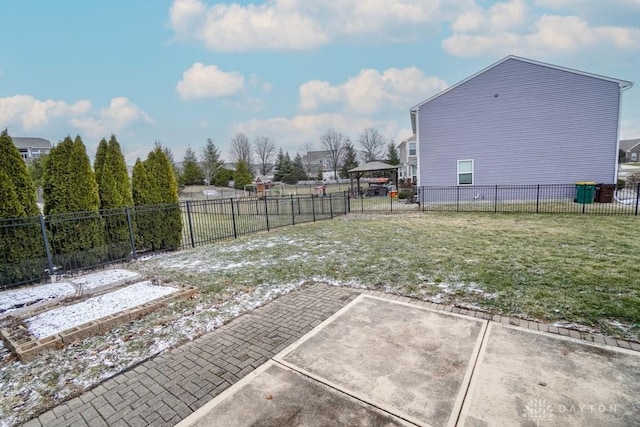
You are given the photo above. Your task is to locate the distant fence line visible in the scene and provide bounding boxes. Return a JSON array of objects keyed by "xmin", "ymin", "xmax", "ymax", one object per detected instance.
[{"xmin": 2, "ymin": 183, "xmax": 639, "ymax": 289}]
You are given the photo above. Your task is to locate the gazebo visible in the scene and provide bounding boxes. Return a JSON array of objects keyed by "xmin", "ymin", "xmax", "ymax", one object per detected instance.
[{"xmin": 348, "ymin": 161, "xmax": 400, "ymax": 197}]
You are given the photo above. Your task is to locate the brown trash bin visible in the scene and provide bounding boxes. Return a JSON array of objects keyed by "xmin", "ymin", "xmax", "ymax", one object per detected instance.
[{"xmin": 595, "ymin": 183, "xmax": 616, "ymax": 203}]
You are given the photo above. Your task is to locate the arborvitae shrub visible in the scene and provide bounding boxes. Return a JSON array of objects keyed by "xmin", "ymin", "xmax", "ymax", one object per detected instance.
[{"xmin": 43, "ymin": 136, "xmax": 105, "ymax": 270}]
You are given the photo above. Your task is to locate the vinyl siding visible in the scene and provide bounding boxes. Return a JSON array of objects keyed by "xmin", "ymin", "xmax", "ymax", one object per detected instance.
[{"xmin": 417, "ymin": 58, "xmax": 621, "ymax": 186}]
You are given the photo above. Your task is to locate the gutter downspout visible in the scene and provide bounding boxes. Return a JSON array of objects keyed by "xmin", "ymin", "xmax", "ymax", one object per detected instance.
[{"xmin": 615, "ymin": 81, "xmax": 634, "ymax": 184}]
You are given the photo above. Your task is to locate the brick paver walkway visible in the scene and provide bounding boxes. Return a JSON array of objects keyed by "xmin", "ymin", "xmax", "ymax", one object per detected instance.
[{"xmin": 25, "ymin": 283, "xmax": 360, "ymax": 427}]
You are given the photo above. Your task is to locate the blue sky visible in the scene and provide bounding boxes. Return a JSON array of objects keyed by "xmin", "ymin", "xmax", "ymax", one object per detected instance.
[{"xmin": 1, "ymin": 0, "xmax": 639, "ymax": 164}]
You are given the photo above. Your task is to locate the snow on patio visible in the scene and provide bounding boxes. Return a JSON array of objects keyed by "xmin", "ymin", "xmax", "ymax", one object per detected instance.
[
  {"xmin": 26, "ymin": 281, "xmax": 178, "ymax": 339},
  {"xmin": 0, "ymin": 283, "xmax": 76, "ymax": 316}
]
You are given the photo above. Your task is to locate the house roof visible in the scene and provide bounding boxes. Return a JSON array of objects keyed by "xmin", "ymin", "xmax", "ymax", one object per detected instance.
[
  {"xmin": 409, "ymin": 55, "xmax": 634, "ymax": 134},
  {"xmin": 348, "ymin": 161, "xmax": 400, "ymax": 174},
  {"xmin": 620, "ymin": 138, "xmax": 640, "ymax": 152},
  {"xmin": 11, "ymin": 137, "xmax": 52, "ymax": 150}
]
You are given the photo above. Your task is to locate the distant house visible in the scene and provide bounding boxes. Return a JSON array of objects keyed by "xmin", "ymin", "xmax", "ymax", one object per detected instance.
[
  {"xmin": 303, "ymin": 150, "xmax": 333, "ymax": 177},
  {"xmin": 620, "ymin": 138, "xmax": 640, "ymax": 163},
  {"xmin": 397, "ymin": 135, "xmax": 417, "ymax": 184},
  {"xmin": 410, "ymin": 56, "xmax": 633, "ymax": 186},
  {"xmin": 11, "ymin": 137, "xmax": 52, "ymax": 163}
]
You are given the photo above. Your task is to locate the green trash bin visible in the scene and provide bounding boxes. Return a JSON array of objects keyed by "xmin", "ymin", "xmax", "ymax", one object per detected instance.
[{"xmin": 575, "ymin": 182, "xmax": 596, "ymax": 204}]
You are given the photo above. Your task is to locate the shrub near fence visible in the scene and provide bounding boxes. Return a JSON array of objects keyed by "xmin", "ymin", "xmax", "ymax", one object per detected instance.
[{"xmin": 0, "ymin": 193, "xmax": 347, "ymax": 289}]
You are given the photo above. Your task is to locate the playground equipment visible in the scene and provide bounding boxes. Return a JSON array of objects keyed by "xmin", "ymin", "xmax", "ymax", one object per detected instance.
[{"xmin": 244, "ymin": 181, "xmax": 285, "ymax": 198}]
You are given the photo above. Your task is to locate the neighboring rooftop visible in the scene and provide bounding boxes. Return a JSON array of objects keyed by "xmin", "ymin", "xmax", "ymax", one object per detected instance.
[
  {"xmin": 11, "ymin": 137, "xmax": 52, "ymax": 149},
  {"xmin": 620, "ymin": 138, "xmax": 640, "ymax": 151}
]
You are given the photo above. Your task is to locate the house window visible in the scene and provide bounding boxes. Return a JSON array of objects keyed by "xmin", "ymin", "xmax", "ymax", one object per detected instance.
[
  {"xmin": 409, "ymin": 142, "xmax": 416, "ymax": 156},
  {"xmin": 410, "ymin": 165, "xmax": 417, "ymax": 183},
  {"xmin": 457, "ymin": 160, "xmax": 473, "ymax": 185},
  {"xmin": 632, "ymin": 152, "xmax": 638, "ymax": 161}
]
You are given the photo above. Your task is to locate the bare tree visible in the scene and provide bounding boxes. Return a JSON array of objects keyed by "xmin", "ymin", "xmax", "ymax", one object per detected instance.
[
  {"xmin": 301, "ymin": 142, "xmax": 315, "ymax": 179},
  {"xmin": 253, "ymin": 136, "xmax": 276, "ymax": 176},
  {"xmin": 229, "ymin": 133, "xmax": 253, "ymax": 172},
  {"xmin": 358, "ymin": 128, "xmax": 386, "ymax": 162},
  {"xmin": 321, "ymin": 128, "xmax": 346, "ymax": 180}
]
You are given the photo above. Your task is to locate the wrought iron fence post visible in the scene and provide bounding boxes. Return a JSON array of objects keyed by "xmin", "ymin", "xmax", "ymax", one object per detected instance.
[
  {"xmin": 345, "ymin": 191, "xmax": 349, "ymax": 214},
  {"xmin": 264, "ymin": 196, "xmax": 270, "ymax": 231},
  {"xmin": 456, "ymin": 186, "xmax": 460, "ymax": 212},
  {"xmin": 290, "ymin": 194, "xmax": 295, "ymax": 225},
  {"xmin": 125, "ymin": 207, "xmax": 137, "ymax": 259},
  {"xmin": 312, "ymin": 194, "xmax": 316, "ymax": 222},
  {"xmin": 494, "ymin": 185, "xmax": 498, "ymax": 213},
  {"xmin": 536, "ymin": 185, "xmax": 540, "ymax": 214},
  {"xmin": 390, "ymin": 191, "xmax": 393, "ymax": 213},
  {"xmin": 329, "ymin": 193, "xmax": 333, "ymax": 219},
  {"xmin": 230, "ymin": 198, "xmax": 238, "ymax": 238},
  {"xmin": 186, "ymin": 201, "xmax": 195, "ymax": 248},
  {"xmin": 635, "ymin": 182, "xmax": 640, "ymax": 216},
  {"xmin": 39, "ymin": 213, "xmax": 54, "ymax": 276}
]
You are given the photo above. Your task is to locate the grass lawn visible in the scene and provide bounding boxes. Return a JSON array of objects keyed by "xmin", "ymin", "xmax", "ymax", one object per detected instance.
[{"xmin": 134, "ymin": 212, "xmax": 640, "ymax": 341}]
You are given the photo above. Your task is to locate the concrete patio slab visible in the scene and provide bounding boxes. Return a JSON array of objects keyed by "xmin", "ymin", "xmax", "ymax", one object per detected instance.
[
  {"xmin": 458, "ymin": 323, "xmax": 640, "ymax": 426},
  {"xmin": 275, "ymin": 295, "xmax": 487, "ymax": 427},
  {"xmin": 175, "ymin": 361, "xmax": 411, "ymax": 427}
]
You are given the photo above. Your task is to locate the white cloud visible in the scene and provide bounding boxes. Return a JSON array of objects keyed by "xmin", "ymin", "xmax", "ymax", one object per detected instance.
[
  {"xmin": 299, "ymin": 67, "xmax": 447, "ymax": 115},
  {"xmin": 176, "ymin": 62, "xmax": 245, "ymax": 100},
  {"xmin": 168, "ymin": 0, "xmax": 469, "ymax": 51},
  {"xmin": 70, "ymin": 97, "xmax": 153, "ymax": 139},
  {"xmin": 444, "ymin": 0, "xmax": 640, "ymax": 57},
  {"xmin": 0, "ymin": 95, "xmax": 92, "ymax": 131}
]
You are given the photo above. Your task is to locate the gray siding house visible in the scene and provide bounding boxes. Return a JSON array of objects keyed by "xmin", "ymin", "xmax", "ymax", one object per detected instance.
[
  {"xmin": 410, "ymin": 56, "xmax": 633, "ymax": 186},
  {"xmin": 620, "ymin": 138, "xmax": 640, "ymax": 163}
]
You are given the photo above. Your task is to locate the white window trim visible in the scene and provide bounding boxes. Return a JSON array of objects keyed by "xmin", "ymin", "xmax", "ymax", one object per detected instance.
[{"xmin": 457, "ymin": 159, "xmax": 474, "ymax": 186}]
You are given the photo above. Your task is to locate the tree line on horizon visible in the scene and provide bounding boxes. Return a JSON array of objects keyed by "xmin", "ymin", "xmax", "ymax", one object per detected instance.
[{"xmin": 176, "ymin": 127, "xmax": 401, "ymax": 188}]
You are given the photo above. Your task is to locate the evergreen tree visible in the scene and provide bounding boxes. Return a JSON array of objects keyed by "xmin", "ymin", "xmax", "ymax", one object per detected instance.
[
  {"xmin": 0, "ymin": 170, "xmax": 45, "ymax": 285},
  {"xmin": 340, "ymin": 141, "xmax": 359, "ymax": 179},
  {"xmin": 293, "ymin": 153, "xmax": 307, "ymax": 182},
  {"xmin": 137, "ymin": 146, "xmax": 182, "ymax": 251},
  {"xmin": 0, "ymin": 130, "xmax": 39, "ymax": 217},
  {"xmin": 386, "ymin": 142, "xmax": 400, "ymax": 165},
  {"xmin": 132, "ymin": 158, "xmax": 157, "ymax": 251},
  {"xmin": 97, "ymin": 135, "xmax": 133, "ymax": 260},
  {"xmin": 0, "ymin": 170, "xmax": 22, "ymax": 218},
  {"xmin": 280, "ymin": 153, "xmax": 297, "ymax": 184},
  {"xmin": 27, "ymin": 153, "xmax": 48, "ymax": 190},
  {"xmin": 233, "ymin": 160, "xmax": 253, "ymax": 189},
  {"xmin": 0, "ymin": 131, "xmax": 46, "ymax": 285},
  {"xmin": 43, "ymin": 135, "xmax": 105, "ymax": 269},
  {"xmin": 212, "ymin": 168, "xmax": 234, "ymax": 187},
  {"xmin": 201, "ymin": 138, "xmax": 224, "ymax": 185},
  {"xmin": 94, "ymin": 138, "xmax": 108, "ymax": 191},
  {"xmin": 181, "ymin": 145, "xmax": 204, "ymax": 185},
  {"xmin": 273, "ymin": 149, "xmax": 286, "ymax": 182}
]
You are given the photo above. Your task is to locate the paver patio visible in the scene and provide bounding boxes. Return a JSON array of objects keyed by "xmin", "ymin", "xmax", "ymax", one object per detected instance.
[{"xmin": 24, "ymin": 284, "xmax": 640, "ymax": 427}]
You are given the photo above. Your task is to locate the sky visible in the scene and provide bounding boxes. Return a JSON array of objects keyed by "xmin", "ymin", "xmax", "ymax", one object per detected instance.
[{"xmin": 1, "ymin": 0, "xmax": 639, "ymax": 164}]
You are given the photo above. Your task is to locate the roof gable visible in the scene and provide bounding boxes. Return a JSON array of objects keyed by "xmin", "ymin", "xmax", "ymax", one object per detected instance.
[
  {"xmin": 409, "ymin": 55, "xmax": 633, "ymax": 133},
  {"xmin": 620, "ymin": 138, "xmax": 640, "ymax": 151}
]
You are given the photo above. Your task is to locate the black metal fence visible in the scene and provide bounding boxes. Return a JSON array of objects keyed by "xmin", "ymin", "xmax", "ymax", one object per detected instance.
[
  {"xmin": 0, "ymin": 193, "xmax": 346, "ymax": 289},
  {"xmin": 2, "ymin": 183, "xmax": 639, "ymax": 289},
  {"xmin": 345, "ymin": 183, "xmax": 640, "ymax": 215}
]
